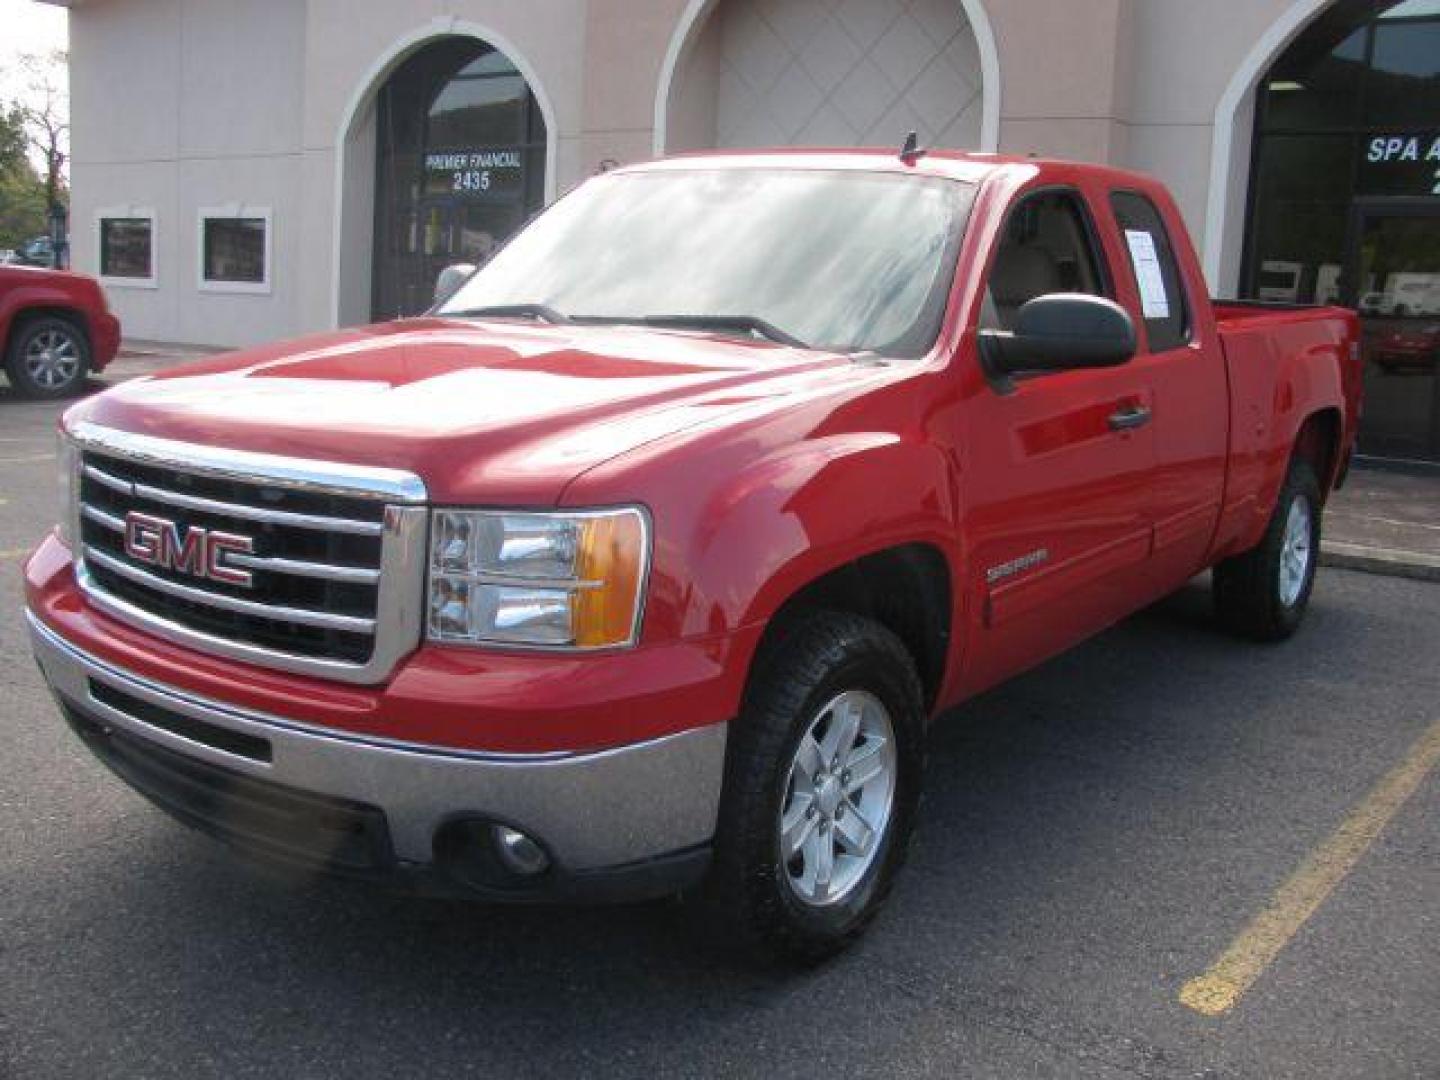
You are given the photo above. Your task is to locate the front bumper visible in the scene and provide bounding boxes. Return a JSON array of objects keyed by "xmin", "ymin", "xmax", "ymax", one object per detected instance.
[
  {"xmin": 29, "ymin": 611, "xmax": 726, "ymax": 900},
  {"xmin": 89, "ymin": 311, "xmax": 122, "ymax": 371}
]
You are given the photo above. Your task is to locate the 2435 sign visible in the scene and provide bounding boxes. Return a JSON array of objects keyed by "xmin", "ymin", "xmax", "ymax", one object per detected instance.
[
  {"xmin": 1361, "ymin": 133, "xmax": 1440, "ymax": 197},
  {"xmin": 424, "ymin": 149, "xmax": 524, "ymax": 199}
]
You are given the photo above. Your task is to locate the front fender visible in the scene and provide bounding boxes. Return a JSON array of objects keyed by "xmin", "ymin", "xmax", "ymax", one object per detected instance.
[
  {"xmin": 672, "ymin": 432, "xmax": 961, "ymax": 638},
  {"xmin": 0, "ymin": 282, "xmax": 92, "ymax": 349}
]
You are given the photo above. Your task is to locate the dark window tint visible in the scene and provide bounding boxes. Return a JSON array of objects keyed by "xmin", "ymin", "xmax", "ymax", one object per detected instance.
[
  {"xmin": 1365, "ymin": 19, "xmax": 1440, "ymax": 128},
  {"xmin": 1110, "ymin": 192, "xmax": 1190, "ymax": 353},
  {"xmin": 372, "ymin": 37, "xmax": 547, "ymax": 320},
  {"xmin": 202, "ymin": 218, "xmax": 266, "ymax": 284},
  {"xmin": 100, "ymin": 218, "xmax": 152, "ymax": 279},
  {"xmin": 982, "ymin": 190, "xmax": 1108, "ymax": 331},
  {"xmin": 1260, "ymin": 26, "xmax": 1365, "ymax": 133}
]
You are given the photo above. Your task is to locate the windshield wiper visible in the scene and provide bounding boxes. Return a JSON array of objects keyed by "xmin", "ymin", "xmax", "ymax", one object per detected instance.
[
  {"xmin": 444, "ymin": 303, "xmax": 571, "ymax": 325},
  {"xmin": 580, "ymin": 314, "xmax": 809, "ymax": 350}
]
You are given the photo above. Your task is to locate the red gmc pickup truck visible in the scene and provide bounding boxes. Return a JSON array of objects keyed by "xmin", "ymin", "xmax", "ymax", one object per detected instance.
[
  {"xmin": 26, "ymin": 151, "xmax": 1361, "ymax": 960},
  {"xmin": 1, "ymin": 264, "xmax": 121, "ymax": 398}
]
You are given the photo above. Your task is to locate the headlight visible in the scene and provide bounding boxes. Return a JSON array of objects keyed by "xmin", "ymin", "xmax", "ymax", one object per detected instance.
[
  {"xmin": 427, "ymin": 508, "xmax": 650, "ymax": 649},
  {"xmin": 56, "ymin": 429, "xmax": 79, "ymax": 548}
]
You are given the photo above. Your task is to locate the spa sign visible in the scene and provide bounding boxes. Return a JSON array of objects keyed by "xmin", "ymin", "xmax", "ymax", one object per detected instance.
[
  {"xmin": 1360, "ymin": 133, "xmax": 1440, "ymax": 197},
  {"xmin": 424, "ymin": 148, "xmax": 525, "ymax": 198}
]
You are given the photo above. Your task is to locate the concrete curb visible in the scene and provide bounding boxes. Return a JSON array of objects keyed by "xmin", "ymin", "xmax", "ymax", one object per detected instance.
[{"xmin": 1321, "ymin": 541, "xmax": 1440, "ymax": 583}]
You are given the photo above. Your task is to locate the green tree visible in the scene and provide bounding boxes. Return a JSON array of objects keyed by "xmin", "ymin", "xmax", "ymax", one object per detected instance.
[{"xmin": 0, "ymin": 103, "xmax": 50, "ymax": 252}]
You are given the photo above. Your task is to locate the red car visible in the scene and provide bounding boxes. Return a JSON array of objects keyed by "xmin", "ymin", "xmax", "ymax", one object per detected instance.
[
  {"xmin": 26, "ymin": 152, "xmax": 1361, "ymax": 960},
  {"xmin": 1371, "ymin": 322, "xmax": 1440, "ymax": 374},
  {"xmin": 0, "ymin": 264, "xmax": 121, "ymax": 398}
]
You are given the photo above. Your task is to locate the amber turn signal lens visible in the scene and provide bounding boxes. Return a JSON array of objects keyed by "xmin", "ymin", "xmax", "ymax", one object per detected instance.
[{"xmin": 572, "ymin": 510, "xmax": 647, "ymax": 648}]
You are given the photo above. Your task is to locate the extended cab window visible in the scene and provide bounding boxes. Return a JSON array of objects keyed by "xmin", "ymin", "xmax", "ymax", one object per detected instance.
[
  {"xmin": 982, "ymin": 189, "xmax": 1108, "ymax": 330},
  {"xmin": 1110, "ymin": 191, "xmax": 1190, "ymax": 352}
]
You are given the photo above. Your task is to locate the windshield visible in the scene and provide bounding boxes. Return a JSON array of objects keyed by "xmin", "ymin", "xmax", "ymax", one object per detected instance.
[{"xmin": 439, "ymin": 168, "xmax": 976, "ymax": 357}]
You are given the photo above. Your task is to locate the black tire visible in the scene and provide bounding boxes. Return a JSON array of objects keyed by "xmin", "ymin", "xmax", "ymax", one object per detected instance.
[
  {"xmin": 702, "ymin": 611, "xmax": 926, "ymax": 964},
  {"xmin": 1213, "ymin": 458, "xmax": 1322, "ymax": 641},
  {"xmin": 5, "ymin": 315, "xmax": 91, "ymax": 400}
]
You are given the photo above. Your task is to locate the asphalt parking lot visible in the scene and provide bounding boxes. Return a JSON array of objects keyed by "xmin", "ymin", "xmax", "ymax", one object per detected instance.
[{"xmin": 1, "ymin": 357, "xmax": 1437, "ymax": 1079}]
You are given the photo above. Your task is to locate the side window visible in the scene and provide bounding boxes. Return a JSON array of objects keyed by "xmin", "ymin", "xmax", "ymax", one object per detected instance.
[
  {"xmin": 1110, "ymin": 191, "xmax": 1190, "ymax": 353},
  {"xmin": 982, "ymin": 190, "xmax": 1109, "ymax": 330}
]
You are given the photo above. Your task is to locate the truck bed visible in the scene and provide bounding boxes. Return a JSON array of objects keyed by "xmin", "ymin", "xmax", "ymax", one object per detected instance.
[{"xmin": 1209, "ymin": 300, "xmax": 1362, "ymax": 556}]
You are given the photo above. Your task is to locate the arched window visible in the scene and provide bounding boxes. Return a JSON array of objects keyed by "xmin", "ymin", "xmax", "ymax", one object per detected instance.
[
  {"xmin": 372, "ymin": 38, "xmax": 547, "ymax": 320},
  {"xmin": 1245, "ymin": 0, "xmax": 1440, "ymax": 461}
]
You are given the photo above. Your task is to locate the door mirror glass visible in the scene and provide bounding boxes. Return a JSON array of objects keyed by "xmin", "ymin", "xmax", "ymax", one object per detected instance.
[
  {"xmin": 980, "ymin": 293, "xmax": 1137, "ymax": 376},
  {"xmin": 433, "ymin": 263, "xmax": 477, "ymax": 307}
]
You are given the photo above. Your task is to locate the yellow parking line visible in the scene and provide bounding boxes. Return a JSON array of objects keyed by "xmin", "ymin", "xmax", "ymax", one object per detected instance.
[
  {"xmin": 0, "ymin": 547, "xmax": 33, "ymax": 561},
  {"xmin": 1180, "ymin": 716, "xmax": 1440, "ymax": 1017},
  {"xmin": 0, "ymin": 455, "xmax": 54, "ymax": 465}
]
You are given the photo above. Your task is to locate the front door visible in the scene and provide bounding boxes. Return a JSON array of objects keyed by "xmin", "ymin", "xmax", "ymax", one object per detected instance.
[
  {"xmin": 959, "ymin": 186, "xmax": 1156, "ymax": 696},
  {"xmin": 1348, "ymin": 203, "xmax": 1440, "ymax": 462}
]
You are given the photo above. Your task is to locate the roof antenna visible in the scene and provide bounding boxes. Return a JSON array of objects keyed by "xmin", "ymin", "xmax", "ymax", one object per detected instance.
[{"xmin": 899, "ymin": 130, "xmax": 926, "ymax": 163}]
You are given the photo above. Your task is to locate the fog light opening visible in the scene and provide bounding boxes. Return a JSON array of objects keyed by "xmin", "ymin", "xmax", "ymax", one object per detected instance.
[{"xmin": 493, "ymin": 825, "xmax": 550, "ymax": 876}]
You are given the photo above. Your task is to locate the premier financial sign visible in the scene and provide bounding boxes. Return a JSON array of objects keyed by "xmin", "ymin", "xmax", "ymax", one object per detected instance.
[{"xmin": 424, "ymin": 148, "xmax": 525, "ymax": 198}]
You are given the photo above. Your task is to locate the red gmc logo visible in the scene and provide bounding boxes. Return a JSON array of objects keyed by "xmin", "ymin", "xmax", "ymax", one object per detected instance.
[{"xmin": 123, "ymin": 511, "xmax": 256, "ymax": 588}]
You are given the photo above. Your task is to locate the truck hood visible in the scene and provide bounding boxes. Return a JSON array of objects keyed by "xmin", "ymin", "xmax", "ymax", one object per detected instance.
[{"xmin": 71, "ymin": 318, "xmax": 880, "ymax": 504}]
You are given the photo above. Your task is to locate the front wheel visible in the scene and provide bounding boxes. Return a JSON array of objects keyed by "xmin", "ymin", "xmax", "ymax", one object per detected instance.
[
  {"xmin": 1213, "ymin": 459, "xmax": 1322, "ymax": 641},
  {"xmin": 703, "ymin": 612, "xmax": 925, "ymax": 963},
  {"xmin": 6, "ymin": 316, "xmax": 91, "ymax": 399}
]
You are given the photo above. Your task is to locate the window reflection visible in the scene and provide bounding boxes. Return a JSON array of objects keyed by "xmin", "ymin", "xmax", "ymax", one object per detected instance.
[
  {"xmin": 1367, "ymin": 21, "xmax": 1440, "ymax": 127},
  {"xmin": 442, "ymin": 170, "xmax": 975, "ymax": 357},
  {"xmin": 100, "ymin": 218, "xmax": 152, "ymax": 279},
  {"xmin": 372, "ymin": 37, "xmax": 547, "ymax": 319}
]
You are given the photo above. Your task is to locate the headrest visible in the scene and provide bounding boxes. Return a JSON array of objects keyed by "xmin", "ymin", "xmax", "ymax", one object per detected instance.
[{"xmin": 991, "ymin": 246, "xmax": 1061, "ymax": 307}]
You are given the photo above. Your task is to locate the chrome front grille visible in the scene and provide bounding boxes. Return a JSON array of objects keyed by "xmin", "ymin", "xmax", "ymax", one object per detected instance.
[{"xmin": 70, "ymin": 423, "xmax": 428, "ymax": 685}]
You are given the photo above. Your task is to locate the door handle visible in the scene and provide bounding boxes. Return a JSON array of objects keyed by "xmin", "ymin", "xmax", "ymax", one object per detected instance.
[{"xmin": 1108, "ymin": 404, "xmax": 1151, "ymax": 431}]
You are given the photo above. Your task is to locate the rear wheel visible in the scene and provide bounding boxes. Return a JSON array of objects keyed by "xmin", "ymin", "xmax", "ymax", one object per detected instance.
[
  {"xmin": 703, "ymin": 611, "xmax": 925, "ymax": 963},
  {"xmin": 6, "ymin": 316, "xmax": 91, "ymax": 399},
  {"xmin": 1213, "ymin": 459, "xmax": 1321, "ymax": 641}
]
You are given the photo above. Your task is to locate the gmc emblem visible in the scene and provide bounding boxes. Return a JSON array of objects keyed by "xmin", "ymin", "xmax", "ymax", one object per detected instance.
[{"xmin": 123, "ymin": 511, "xmax": 256, "ymax": 588}]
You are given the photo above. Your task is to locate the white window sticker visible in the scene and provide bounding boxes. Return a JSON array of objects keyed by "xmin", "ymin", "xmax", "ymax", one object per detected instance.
[{"xmin": 1124, "ymin": 229, "xmax": 1170, "ymax": 320}]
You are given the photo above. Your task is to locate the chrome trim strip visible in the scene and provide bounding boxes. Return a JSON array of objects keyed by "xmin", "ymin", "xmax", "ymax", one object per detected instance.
[
  {"xmin": 29, "ymin": 609, "xmax": 726, "ymax": 869},
  {"xmin": 225, "ymin": 552, "xmax": 382, "ymax": 585},
  {"xmin": 75, "ymin": 505, "xmax": 428, "ymax": 685},
  {"xmin": 82, "ymin": 463, "xmax": 131, "ymax": 495},
  {"xmin": 128, "ymin": 481, "xmax": 385, "ymax": 535},
  {"xmin": 84, "ymin": 546, "xmax": 378, "ymax": 633},
  {"xmin": 66, "ymin": 423, "xmax": 429, "ymax": 685},
  {"xmin": 75, "ymin": 562, "xmax": 384, "ymax": 681},
  {"xmin": 84, "ymin": 461, "xmax": 384, "ymax": 535},
  {"xmin": 81, "ymin": 503, "xmax": 125, "ymax": 531},
  {"xmin": 70, "ymin": 421, "xmax": 428, "ymax": 504},
  {"xmin": 83, "ymin": 502, "xmax": 381, "ymax": 585}
]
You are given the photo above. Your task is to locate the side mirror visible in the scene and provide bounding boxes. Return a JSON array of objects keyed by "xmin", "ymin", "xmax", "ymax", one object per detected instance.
[
  {"xmin": 980, "ymin": 293, "xmax": 1137, "ymax": 378},
  {"xmin": 434, "ymin": 263, "xmax": 477, "ymax": 306}
]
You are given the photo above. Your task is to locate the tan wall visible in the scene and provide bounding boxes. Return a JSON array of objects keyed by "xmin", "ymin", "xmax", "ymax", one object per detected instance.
[
  {"xmin": 989, "ymin": 0, "xmax": 1133, "ymax": 163},
  {"xmin": 62, "ymin": 0, "xmax": 1340, "ymax": 344}
]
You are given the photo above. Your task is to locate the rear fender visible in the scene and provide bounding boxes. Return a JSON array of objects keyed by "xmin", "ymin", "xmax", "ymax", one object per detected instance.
[{"xmin": 1222, "ymin": 331, "xmax": 1348, "ymax": 556}]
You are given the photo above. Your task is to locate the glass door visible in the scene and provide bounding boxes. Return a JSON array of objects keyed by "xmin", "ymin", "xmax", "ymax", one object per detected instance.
[{"xmin": 1350, "ymin": 205, "xmax": 1440, "ymax": 461}]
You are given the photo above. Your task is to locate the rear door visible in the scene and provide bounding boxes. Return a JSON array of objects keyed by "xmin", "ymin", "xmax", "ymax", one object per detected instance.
[
  {"xmin": 1106, "ymin": 188, "xmax": 1228, "ymax": 589},
  {"xmin": 960, "ymin": 182, "xmax": 1157, "ymax": 693}
]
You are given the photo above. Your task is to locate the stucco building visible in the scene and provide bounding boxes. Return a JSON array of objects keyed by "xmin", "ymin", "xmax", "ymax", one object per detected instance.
[{"xmin": 41, "ymin": 0, "xmax": 1440, "ymax": 460}]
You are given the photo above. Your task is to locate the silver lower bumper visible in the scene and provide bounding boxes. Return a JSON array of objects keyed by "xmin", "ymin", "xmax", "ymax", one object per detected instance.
[{"xmin": 28, "ymin": 610, "xmax": 726, "ymax": 874}]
